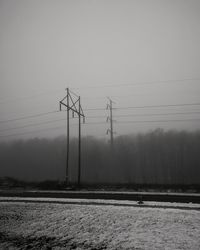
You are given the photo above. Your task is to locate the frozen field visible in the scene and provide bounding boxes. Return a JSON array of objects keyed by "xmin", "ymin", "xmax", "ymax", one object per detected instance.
[{"xmin": 0, "ymin": 199, "xmax": 200, "ymax": 249}]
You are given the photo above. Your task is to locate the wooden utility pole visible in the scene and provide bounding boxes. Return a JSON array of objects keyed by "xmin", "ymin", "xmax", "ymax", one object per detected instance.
[
  {"xmin": 66, "ymin": 88, "xmax": 69, "ymax": 184},
  {"xmin": 59, "ymin": 89, "xmax": 85, "ymax": 187},
  {"xmin": 78, "ymin": 96, "xmax": 81, "ymax": 187},
  {"xmin": 107, "ymin": 97, "xmax": 115, "ymax": 148}
]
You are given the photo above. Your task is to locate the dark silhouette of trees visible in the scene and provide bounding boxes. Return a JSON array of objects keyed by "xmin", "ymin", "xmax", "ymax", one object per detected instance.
[{"xmin": 0, "ymin": 129, "xmax": 200, "ymax": 185}]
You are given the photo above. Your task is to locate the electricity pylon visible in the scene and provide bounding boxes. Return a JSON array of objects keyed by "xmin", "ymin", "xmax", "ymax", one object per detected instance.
[
  {"xmin": 106, "ymin": 97, "xmax": 116, "ymax": 148},
  {"xmin": 59, "ymin": 88, "xmax": 85, "ymax": 187}
]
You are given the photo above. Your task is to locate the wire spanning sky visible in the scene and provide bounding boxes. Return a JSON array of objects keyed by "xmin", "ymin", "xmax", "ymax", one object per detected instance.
[{"xmin": 0, "ymin": 0, "xmax": 200, "ymax": 140}]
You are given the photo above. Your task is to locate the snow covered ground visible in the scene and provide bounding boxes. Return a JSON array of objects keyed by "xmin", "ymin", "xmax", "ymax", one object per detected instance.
[
  {"xmin": 0, "ymin": 199, "xmax": 200, "ymax": 249},
  {"xmin": 1, "ymin": 196, "xmax": 200, "ymax": 210}
]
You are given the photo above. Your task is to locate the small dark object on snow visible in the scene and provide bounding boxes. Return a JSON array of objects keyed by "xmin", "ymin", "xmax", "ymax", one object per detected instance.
[{"xmin": 138, "ymin": 196, "xmax": 144, "ymax": 205}]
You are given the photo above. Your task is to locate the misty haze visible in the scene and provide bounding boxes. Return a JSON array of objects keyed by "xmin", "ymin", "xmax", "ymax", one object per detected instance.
[{"xmin": 0, "ymin": 0, "xmax": 200, "ymax": 249}]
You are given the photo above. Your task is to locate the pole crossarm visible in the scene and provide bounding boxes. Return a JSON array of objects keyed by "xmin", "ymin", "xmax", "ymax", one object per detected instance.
[
  {"xmin": 69, "ymin": 94, "xmax": 79, "ymax": 114},
  {"xmin": 59, "ymin": 88, "xmax": 85, "ymax": 119},
  {"xmin": 60, "ymin": 101, "xmax": 85, "ymax": 117},
  {"xmin": 60, "ymin": 94, "xmax": 68, "ymax": 103}
]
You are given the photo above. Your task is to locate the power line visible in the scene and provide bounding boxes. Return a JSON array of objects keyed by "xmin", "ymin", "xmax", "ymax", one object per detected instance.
[
  {"xmin": 71, "ymin": 78, "xmax": 200, "ymax": 90},
  {"xmin": 114, "ymin": 102, "xmax": 200, "ymax": 110},
  {"xmin": 0, "ymin": 118, "xmax": 66, "ymax": 133},
  {"xmin": 84, "ymin": 118, "xmax": 200, "ymax": 124},
  {"xmin": 0, "ymin": 126, "xmax": 66, "ymax": 138},
  {"xmin": 1, "ymin": 78, "xmax": 199, "ymax": 104},
  {"xmin": 114, "ymin": 111, "xmax": 200, "ymax": 117},
  {"xmin": 84, "ymin": 107, "xmax": 106, "ymax": 111},
  {"xmin": 116, "ymin": 118, "xmax": 200, "ymax": 124},
  {"xmin": 0, "ymin": 118, "xmax": 200, "ymax": 139},
  {"xmin": 85, "ymin": 91, "xmax": 200, "ymax": 99},
  {"xmin": 1, "ymin": 102, "xmax": 200, "ymax": 123},
  {"xmin": 1, "ymin": 89, "xmax": 199, "ymax": 106},
  {"xmin": 0, "ymin": 113, "xmax": 104, "ymax": 128},
  {"xmin": 1, "ymin": 111, "xmax": 200, "ymax": 133},
  {"xmin": 0, "ymin": 108, "xmax": 104, "ymax": 123},
  {"xmin": 0, "ymin": 122, "xmax": 106, "ymax": 138},
  {"xmin": 82, "ymin": 93, "xmax": 194, "ymax": 100},
  {"xmin": 0, "ymin": 110, "xmax": 60, "ymax": 123},
  {"xmin": 84, "ymin": 102, "xmax": 200, "ymax": 111},
  {"xmin": 0, "ymin": 89, "xmax": 63, "ymax": 105}
]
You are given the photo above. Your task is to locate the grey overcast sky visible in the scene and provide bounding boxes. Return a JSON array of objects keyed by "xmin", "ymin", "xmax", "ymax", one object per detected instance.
[{"xmin": 0, "ymin": 0, "xmax": 200, "ymax": 140}]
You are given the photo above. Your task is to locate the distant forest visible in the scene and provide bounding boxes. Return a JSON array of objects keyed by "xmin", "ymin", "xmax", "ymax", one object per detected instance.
[{"xmin": 0, "ymin": 129, "xmax": 200, "ymax": 185}]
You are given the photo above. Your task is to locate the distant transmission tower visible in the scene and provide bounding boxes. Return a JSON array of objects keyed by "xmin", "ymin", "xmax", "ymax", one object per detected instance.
[
  {"xmin": 106, "ymin": 97, "xmax": 116, "ymax": 148},
  {"xmin": 59, "ymin": 88, "xmax": 85, "ymax": 187}
]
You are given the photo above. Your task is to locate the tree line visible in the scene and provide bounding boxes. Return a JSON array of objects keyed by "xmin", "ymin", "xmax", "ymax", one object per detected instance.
[{"xmin": 0, "ymin": 129, "xmax": 200, "ymax": 186}]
